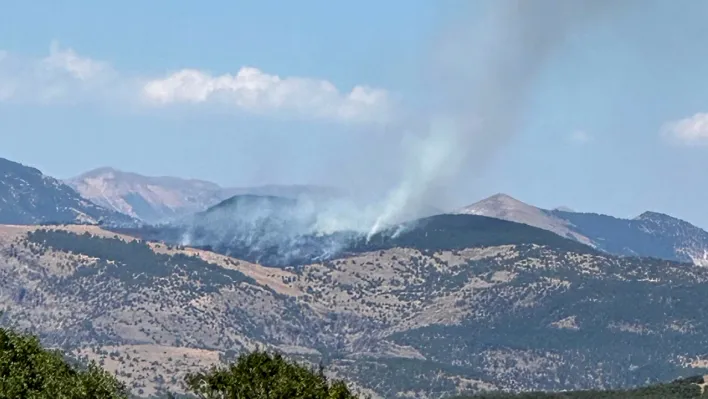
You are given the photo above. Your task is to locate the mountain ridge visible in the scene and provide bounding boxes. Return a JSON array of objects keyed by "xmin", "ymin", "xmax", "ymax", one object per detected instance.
[
  {"xmin": 458, "ymin": 193, "xmax": 708, "ymax": 264},
  {"xmin": 65, "ymin": 167, "xmax": 345, "ymax": 224},
  {"xmin": 0, "ymin": 157, "xmax": 136, "ymax": 226},
  {"xmin": 110, "ymin": 202, "xmax": 596, "ymax": 267},
  {"xmin": 456, "ymin": 193, "xmax": 596, "ymax": 247}
]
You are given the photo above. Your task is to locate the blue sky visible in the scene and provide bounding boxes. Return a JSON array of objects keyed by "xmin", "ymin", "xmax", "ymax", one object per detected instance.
[{"xmin": 2, "ymin": 0, "xmax": 708, "ymax": 227}]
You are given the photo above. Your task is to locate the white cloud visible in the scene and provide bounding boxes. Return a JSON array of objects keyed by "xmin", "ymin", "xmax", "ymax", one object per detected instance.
[
  {"xmin": 0, "ymin": 41, "xmax": 115, "ymax": 103},
  {"xmin": 0, "ymin": 43, "xmax": 392, "ymax": 124},
  {"xmin": 141, "ymin": 67, "xmax": 391, "ymax": 123},
  {"xmin": 661, "ymin": 113, "xmax": 708, "ymax": 146},
  {"xmin": 567, "ymin": 130, "xmax": 592, "ymax": 144},
  {"xmin": 41, "ymin": 40, "xmax": 109, "ymax": 81}
]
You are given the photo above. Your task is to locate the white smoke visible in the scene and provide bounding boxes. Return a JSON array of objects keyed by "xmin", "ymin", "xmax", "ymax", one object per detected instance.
[
  {"xmin": 367, "ymin": 0, "xmax": 631, "ymax": 236},
  {"xmin": 173, "ymin": 0, "xmax": 637, "ymax": 262}
]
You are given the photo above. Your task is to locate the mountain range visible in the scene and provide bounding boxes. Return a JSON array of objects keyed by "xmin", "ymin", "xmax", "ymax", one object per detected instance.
[
  {"xmin": 3, "ymin": 217, "xmax": 708, "ymax": 398},
  {"xmin": 458, "ymin": 193, "xmax": 708, "ymax": 266},
  {"xmin": 66, "ymin": 167, "xmax": 345, "ymax": 224},
  {"xmin": 3, "ymin": 155, "xmax": 708, "ymax": 398},
  {"xmin": 3, "ymin": 157, "xmax": 708, "ymax": 266},
  {"xmin": 0, "ymin": 158, "xmax": 135, "ymax": 226}
]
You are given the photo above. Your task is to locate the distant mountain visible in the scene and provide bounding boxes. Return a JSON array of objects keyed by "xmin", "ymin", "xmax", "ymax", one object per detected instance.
[
  {"xmin": 111, "ymin": 200, "xmax": 594, "ymax": 267},
  {"xmin": 223, "ymin": 184, "xmax": 346, "ymax": 202},
  {"xmin": 0, "ymin": 158, "xmax": 135, "ymax": 225},
  {"xmin": 457, "ymin": 193, "xmax": 708, "ymax": 264},
  {"xmin": 549, "ymin": 209, "xmax": 708, "ymax": 265},
  {"xmin": 66, "ymin": 167, "xmax": 345, "ymax": 224},
  {"xmin": 457, "ymin": 194, "xmax": 595, "ymax": 247},
  {"xmin": 350, "ymin": 213, "xmax": 595, "ymax": 255},
  {"xmin": 110, "ymin": 193, "xmax": 342, "ymax": 266},
  {"xmin": 65, "ymin": 167, "xmax": 229, "ymax": 224}
]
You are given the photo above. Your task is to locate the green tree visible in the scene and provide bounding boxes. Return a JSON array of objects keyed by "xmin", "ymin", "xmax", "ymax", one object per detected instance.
[
  {"xmin": 184, "ymin": 350, "xmax": 360, "ymax": 399},
  {"xmin": 0, "ymin": 326, "xmax": 128, "ymax": 399}
]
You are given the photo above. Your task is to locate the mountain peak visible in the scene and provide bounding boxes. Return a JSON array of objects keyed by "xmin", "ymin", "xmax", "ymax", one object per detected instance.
[
  {"xmin": 554, "ymin": 206, "xmax": 574, "ymax": 212},
  {"xmin": 457, "ymin": 193, "xmax": 533, "ymax": 216},
  {"xmin": 66, "ymin": 167, "xmax": 347, "ymax": 224},
  {"xmin": 66, "ymin": 168, "xmax": 226, "ymax": 223},
  {"xmin": 0, "ymin": 157, "xmax": 43, "ymax": 176},
  {"xmin": 635, "ymin": 211, "xmax": 679, "ymax": 222},
  {"xmin": 487, "ymin": 192, "xmax": 523, "ymax": 202},
  {"xmin": 0, "ymin": 157, "xmax": 134, "ymax": 225},
  {"xmin": 73, "ymin": 166, "xmax": 123, "ymax": 179},
  {"xmin": 456, "ymin": 193, "xmax": 595, "ymax": 247}
]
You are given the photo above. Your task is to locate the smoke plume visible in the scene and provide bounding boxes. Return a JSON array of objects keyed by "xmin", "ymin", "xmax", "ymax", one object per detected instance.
[
  {"xmin": 168, "ymin": 0, "xmax": 635, "ymax": 263},
  {"xmin": 368, "ymin": 0, "xmax": 629, "ymax": 235}
]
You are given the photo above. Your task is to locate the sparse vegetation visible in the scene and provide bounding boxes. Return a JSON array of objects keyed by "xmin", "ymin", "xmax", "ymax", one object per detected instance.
[
  {"xmin": 3, "ymin": 323, "xmax": 708, "ymax": 399},
  {"xmin": 4, "ymin": 225, "xmax": 708, "ymax": 397},
  {"xmin": 455, "ymin": 375, "xmax": 708, "ymax": 398}
]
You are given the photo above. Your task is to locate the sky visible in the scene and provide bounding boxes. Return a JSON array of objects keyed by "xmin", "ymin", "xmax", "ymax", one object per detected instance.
[{"xmin": 2, "ymin": 0, "xmax": 708, "ymax": 227}]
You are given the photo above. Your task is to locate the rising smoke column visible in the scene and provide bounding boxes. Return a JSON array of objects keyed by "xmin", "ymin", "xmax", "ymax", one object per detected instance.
[{"xmin": 368, "ymin": 0, "xmax": 629, "ymax": 237}]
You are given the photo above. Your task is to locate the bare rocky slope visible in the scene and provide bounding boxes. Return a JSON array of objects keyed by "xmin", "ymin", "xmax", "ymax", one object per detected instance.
[
  {"xmin": 1, "ymin": 218, "xmax": 707, "ymax": 398},
  {"xmin": 65, "ymin": 167, "xmax": 344, "ymax": 224},
  {"xmin": 458, "ymin": 194, "xmax": 708, "ymax": 264}
]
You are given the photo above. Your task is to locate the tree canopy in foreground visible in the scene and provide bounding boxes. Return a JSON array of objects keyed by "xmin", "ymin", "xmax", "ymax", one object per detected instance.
[
  {"xmin": 0, "ymin": 324, "xmax": 360, "ymax": 399},
  {"xmin": 0, "ymin": 326, "xmax": 128, "ymax": 399},
  {"xmin": 2, "ymin": 323, "xmax": 707, "ymax": 399},
  {"xmin": 184, "ymin": 350, "xmax": 360, "ymax": 399}
]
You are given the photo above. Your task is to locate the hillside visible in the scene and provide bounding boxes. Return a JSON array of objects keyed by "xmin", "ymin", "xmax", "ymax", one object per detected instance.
[
  {"xmin": 0, "ymin": 158, "xmax": 135, "ymax": 226},
  {"xmin": 457, "ymin": 194, "xmax": 595, "ymax": 247},
  {"xmin": 550, "ymin": 209, "xmax": 708, "ymax": 264},
  {"xmin": 66, "ymin": 167, "xmax": 345, "ymax": 223},
  {"xmin": 5, "ymin": 324, "xmax": 706, "ymax": 399},
  {"xmin": 2, "ymin": 224, "xmax": 708, "ymax": 397},
  {"xmin": 65, "ymin": 167, "xmax": 226, "ymax": 224},
  {"xmin": 458, "ymin": 194, "xmax": 708, "ymax": 264},
  {"xmin": 110, "ymin": 210, "xmax": 595, "ymax": 267},
  {"xmin": 457, "ymin": 375, "xmax": 708, "ymax": 398}
]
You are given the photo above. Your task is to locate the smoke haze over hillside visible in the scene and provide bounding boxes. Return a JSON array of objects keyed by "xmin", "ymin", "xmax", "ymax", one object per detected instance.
[{"xmin": 166, "ymin": 0, "xmax": 640, "ymax": 258}]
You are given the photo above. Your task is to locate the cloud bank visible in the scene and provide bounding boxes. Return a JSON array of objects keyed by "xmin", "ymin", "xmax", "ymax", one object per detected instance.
[
  {"xmin": 0, "ymin": 42, "xmax": 391, "ymax": 124},
  {"xmin": 661, "ymin": 113, "xmax": 708, "ymax": 146},
  {"xmin": 142, "ymin": 67, "xmax": 391, "ymax": 123}
]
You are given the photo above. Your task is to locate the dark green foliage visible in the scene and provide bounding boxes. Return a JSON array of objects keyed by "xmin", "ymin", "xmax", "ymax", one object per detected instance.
[
  {"xmin": 2, "ymin": 324, "xmax": 706, "ymax": 399},
  {"xmin": 353, "ymin": 214, "xmax": 595, "ymax": 254},
  {"xmin": 184, "ymin": 350, "xmax": 360, "ymax": 399},
  {"xmin": 453, "ymin": 376, "xmax": 707, "ymax": 398},
  {"xmin": 0, "ymin": 326, "xmax": 128, "ymax": 398},
  {"xmin": 204, "ymin": 194, "xmax": 298, "ymax": 214},
  {"xmin": 26, "ymin": 229, "xmax": 257, "ymax": 290}
]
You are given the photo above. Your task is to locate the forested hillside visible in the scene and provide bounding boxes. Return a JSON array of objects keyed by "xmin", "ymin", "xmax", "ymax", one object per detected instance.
[{"xmin": 2, "ymin": 225, "xmax": 708, "ymax": 397}]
